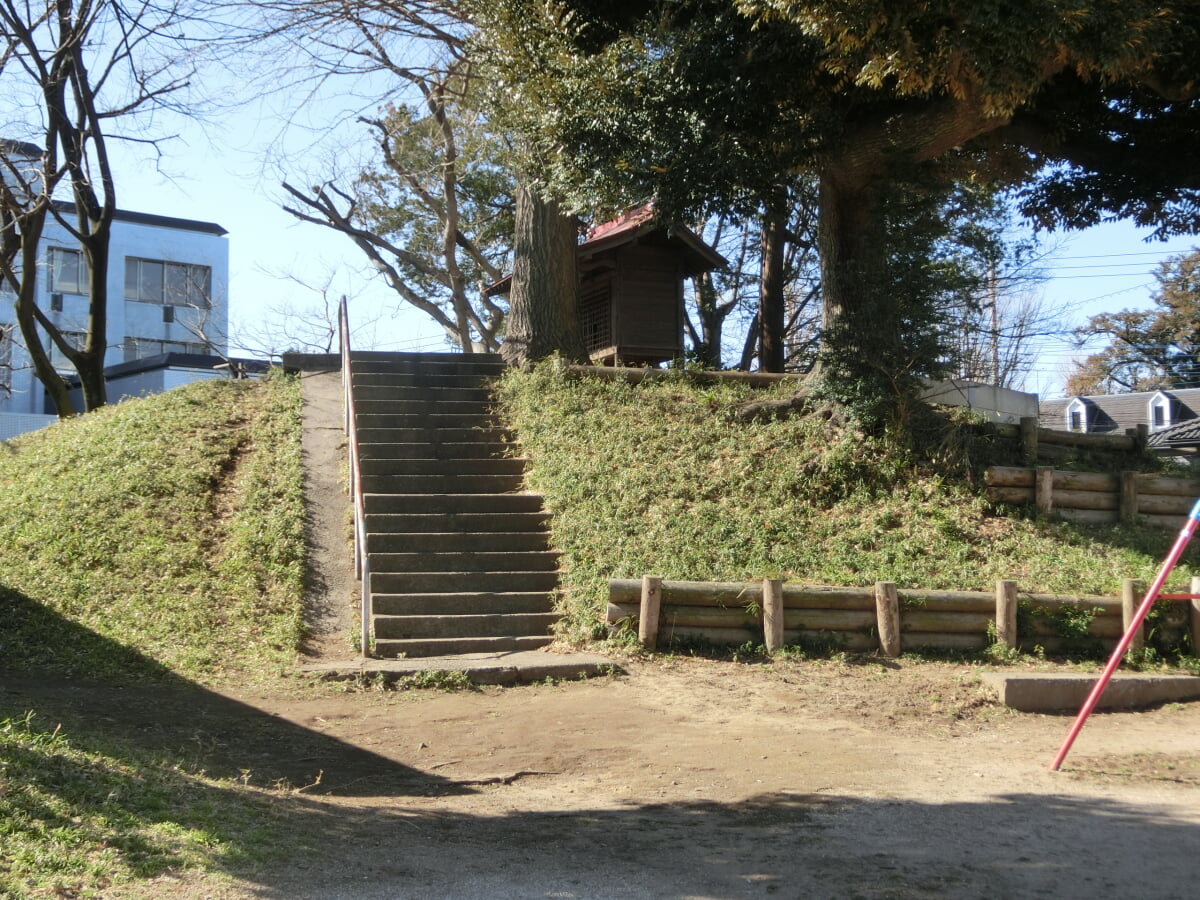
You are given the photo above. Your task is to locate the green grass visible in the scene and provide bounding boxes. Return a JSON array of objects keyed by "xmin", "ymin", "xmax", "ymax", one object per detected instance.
[
  {"xmin": 0, "ymin": 710, "xmax": 292, "ymax": 899},
  {"xmin": 0, "ymin": 371, "xmax": 305, "ymax": 684},
  {"xmin": 0, "ymin": 373, "xmax": 307, "ymax": 898},
  {"xmin": 492, "ymin": 363, "xmax": 1198, "ymax": 645}
]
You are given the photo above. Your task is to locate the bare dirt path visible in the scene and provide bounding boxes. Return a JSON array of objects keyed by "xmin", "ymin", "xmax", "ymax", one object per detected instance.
[{"xmin": 17, "ymin": 655, "xmax": 1187, "ymax": 900}]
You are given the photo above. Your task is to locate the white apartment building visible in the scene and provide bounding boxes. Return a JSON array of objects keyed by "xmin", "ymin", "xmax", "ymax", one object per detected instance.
[{"xmin": 1, "ymin": 146, "xmax": 230, "ymax": 437}]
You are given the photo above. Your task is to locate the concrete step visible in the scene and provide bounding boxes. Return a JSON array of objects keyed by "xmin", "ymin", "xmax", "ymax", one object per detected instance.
[
  {"xmin": 356, "ymin": 426, "xmax": 509, "ymax": 445},
  {"xmin": 352, "ymin": 372, "xmax": 502, "ymax": 390},
  {"xmin": 357, "ymin": 457, "xmax": 526, "ymax": 477},
  {"xmin": 352, "ymin": 356, "xmax": 505, "ymax": 376},
  {"xmin": 365, "ymin": 511, "xmax": 552, "ymax": 534},
  {"xmin": 373, "ymin": 635, "xmax": 555, "ymax": 658},
  {"xmin": 374, "ymin": 612, "xmax": 561, "ymax": 640},
  {"xmin": 372, "ymin": 591, "xmax": 556, "ymax": 616},
  {"xmin": 367, "ymin": 531, "xmax": 550, "ymax": 553},
  {"xmin": 353, "ymin": 384, "xmax": 494, "ymax": 404},
  {"xmin": 356, "ymin": 413, "xmax": 495, "ymax": 431},
  {"xmin": 359, "ymin": 473, "xmax": 526, "ymax": 495},
  {"xmin": 370, "ymin": 550, "xmax": 559, "ymax": 574},
  {"xmin": 363, "ymin": 493, "xmax": 545, "ymax": 516},
  {"xmin": 358, "ymin": 442, "xmax": 513, "ymax": 461},
  {"xmin": 355, "ymin": 398, "xmax": 494, "ymax": 418},
  {"xmin": 370, "ymin": 570, "xmax": 560, "ymax": 594},
  {"xmin": 351, "ymin": 350, "xmax": 503, "ymax": 365}
]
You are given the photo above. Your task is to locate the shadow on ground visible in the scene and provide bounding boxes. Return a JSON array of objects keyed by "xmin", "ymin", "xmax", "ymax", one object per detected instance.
[{"xmin": 241, "ymin": 790, "xmax": 1200, "ymax": 899}]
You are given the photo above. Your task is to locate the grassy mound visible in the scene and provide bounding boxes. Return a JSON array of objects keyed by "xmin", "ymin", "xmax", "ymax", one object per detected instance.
[
  {"xmin": 494, "ymin": 364, "xmax": 1196, "ymax": 644},
  {"xmin": 0, "ymin": 372, "xmax": 305, "ymax": 684}
]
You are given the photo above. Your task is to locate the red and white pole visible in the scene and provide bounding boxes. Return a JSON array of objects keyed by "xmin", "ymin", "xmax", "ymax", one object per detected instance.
[{"xmin": 1050, "ymin": 497, "xmax": 1200, "ymax": 771}]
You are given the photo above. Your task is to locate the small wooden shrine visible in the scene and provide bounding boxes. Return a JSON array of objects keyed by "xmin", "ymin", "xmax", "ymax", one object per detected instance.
[
  {"xmin": 487, "ymin": 206, "xmax": 726, "ymax": 366},
  {"xmin": 576, "ymin": 206, "xmax": 725, "ymax": 366}
]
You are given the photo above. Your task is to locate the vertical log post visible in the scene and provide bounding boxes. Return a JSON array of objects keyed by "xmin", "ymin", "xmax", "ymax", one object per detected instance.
[
  {"xmin": 763, "ymin": 578, "xmax": 784, "ymax": 654},
  {"xmin": 1020, "ymin": 416, "xmax": 1038, "ymax": 465},
  {"xmin": 875, "ymin": 581, "xmax": 901, "ymax": 658},
  {"xmin": 638, "ymin": 575, "xmax": 663, "ymax": 650},
  {"xmin": 995, "ymin": 580, "xmax": 1018, "ymax": 650},
  {"xmin": 1120, "ymin": 471, "xmax": 1139, "ymax": 522},
  {"xmin": 1191, "ymin": 576, "xmax": 1200, "ymax": 657},
  {"xmin": 1036, "ymin": 466, "xmax": 1055, "ymax": 516},
  {"xmin": 1133, "ymin": 423, "xmax": 1149, "ymax": 455},
  {"xmin": 1121, "ymin": 578, "xmax": 1145, "ymax": 654}
]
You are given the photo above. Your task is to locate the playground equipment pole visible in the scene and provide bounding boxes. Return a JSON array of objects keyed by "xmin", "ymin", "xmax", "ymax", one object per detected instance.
[{"xmin": 1050, "ymin": 497, "xmax": 1200, "ymax": 771}]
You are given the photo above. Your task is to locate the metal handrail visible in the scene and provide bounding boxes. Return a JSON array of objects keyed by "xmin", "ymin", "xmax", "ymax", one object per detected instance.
[{"xmin": 339, "ymin": 296, "xmax": 372, "ymax": 658}]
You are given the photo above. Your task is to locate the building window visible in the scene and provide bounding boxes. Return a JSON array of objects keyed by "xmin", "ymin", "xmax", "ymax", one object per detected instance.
[
  {"xmin": 1066, "ymin": 398, "xmax": 1089, "ymax": 433},
  {"xmin": 122, "ymin": 337, "xmax": 211, "ymax": 362},
  {"xmin": 49, "ymin": 247, "xmax": 88, "ymax": 295},
  {"xmin": 49, "ymin": 331, "xmax": 86, "ymax": 372},
  {"xmin": 1148, "ymin": 392, "xmax": 1174, "ymax": 432},
  {"xmin": 124, "ymin": 258, "xmax": 211, "ymax": 308}
]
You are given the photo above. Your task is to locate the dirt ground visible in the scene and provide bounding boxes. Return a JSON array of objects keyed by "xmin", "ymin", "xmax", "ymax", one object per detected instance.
[
  {"xmin": 133, "ymin": 365, "xmax": 1195, "ymax": 899},
  {"xmin": 9, "ymin": 655, "xmax": 1200, "ymax": 900}
]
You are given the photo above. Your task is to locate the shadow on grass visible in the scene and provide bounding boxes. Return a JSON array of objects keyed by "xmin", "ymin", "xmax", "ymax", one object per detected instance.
[{"xmin": 0, "ymin": 583, "xmax": 470, "ymax": 795}]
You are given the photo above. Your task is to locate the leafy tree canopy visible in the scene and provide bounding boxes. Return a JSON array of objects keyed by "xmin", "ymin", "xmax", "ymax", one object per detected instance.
[{"xmin": 1068, "ymin": 248, "xmax": 1200, "ymax": 395}]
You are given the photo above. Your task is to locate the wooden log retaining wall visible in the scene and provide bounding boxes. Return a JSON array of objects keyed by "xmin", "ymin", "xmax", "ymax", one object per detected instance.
[
  {"xmin": 985, "ymin": 466, "xmax": 1200, "ymax": 529},
  {"xmin": 607, "ymin": 577, "xmax": 1200, "ymax": 656},
  {"xmin": 994, "ymin": 418, "xmax": 1149, "ymax": 465}
]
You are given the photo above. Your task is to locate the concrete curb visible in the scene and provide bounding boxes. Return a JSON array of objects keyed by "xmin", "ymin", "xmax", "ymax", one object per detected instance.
[
  {"xmin": 982, "ymin": 671, "xmax": 1200, "ymax": 713},
  {"xmin": 299, "ymin": 650, "xmax": 619, "ymax": 687}
]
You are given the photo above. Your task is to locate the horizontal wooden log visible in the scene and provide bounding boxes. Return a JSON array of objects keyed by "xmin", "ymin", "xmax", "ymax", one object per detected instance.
[
  {"xmin": 1035, "ymin": 443, "xmax": 1095, "ymax": 461},
  {"xmin": 900, "ymin": 632, "xmax": 990, "ymax": 651},
  {"xmin": 567, "ymin": 365, "xmax": 794, "ymax": 388},
  {"xmin": 1137, "ymin": 473, "xmax": 1200, "ymax": 496},
  {"xmin": 782, "ymin": 630, "xmax": 876, "ymax": 652},
  {"xmin": 986, "ymin": 485, "xmax": 1034, "ymax": 504},
  {"xmin": 985, "ymin": 467, "xmax": 1035, "ymax": 488},
  {"xmin": 985, "ymin": 466, "xmax": 1126, "ymax": 493},
  {"xmin": 1020, "ymin": 636, "xmax": 1114, "ymax": 655},
  {"xmin": 1047, "ymin": 489, "xmax": 1119, "ymax": 511},
  {"xmin": 609, "ymin": 579, "xmax": 762, "ymax": 607},
  {"xmin": 782, "ymin": 609, "xmax": 875, "ymax": 632},
  {"xmin": 1025, "ymin": 615, "xmax": 1126, "ymax": 639},
  {"xmin": 655, "ymin": 604, "xmax": 759, "ymax": 629},
  {"xmin": 1143, "ymin": 513, "xmax": 1188, "ymax": 530},
  {"xmin": 896, "ymin": 590, "xmax": 994, "ymax": 614},
  {"xmin": 902, "ymin": 611, "xmax": 994, "ymax": 634},
  {"xmin": 1020, "ymin": 594, "xmax": 1119, "ymax": 614},
  {"xmin": 1055, "ymin": 507, "xmax": 1119, "ymax": 525},
  {"xmin": 658, "ymin": 625, "xmax": 758, "ymax": 646},
  {"xmin": 608, "ymin": 580, "xmax": 876, "ymax": 610},
  {"xmin": 1136, "ymin": 493, "xmax": 1195, "ymax": 516},
  {"xmin": 1037, "ymin": 429, "xmax": 1136, "ymax": 451},
  {"xmin": 613, "ymin": 602, "xmax": 875, "ymax": 633}
]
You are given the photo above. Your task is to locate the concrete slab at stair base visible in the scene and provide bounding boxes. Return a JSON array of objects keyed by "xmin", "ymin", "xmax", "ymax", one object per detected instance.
[
  {"xmin": 982, "ymin": 672, "xmax": 1200, "ymax": 713},
  {"xmin": 300, "ymin": 650, "xmax": 619, "ymax": 686}
]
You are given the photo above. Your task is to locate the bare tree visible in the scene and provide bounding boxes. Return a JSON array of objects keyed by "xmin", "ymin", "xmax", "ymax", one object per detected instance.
[
  {"xmin": 0, "ymin": 0, "xmax": 198, "ymax": 416},
  {"xmin": 229, "ymin": 274, "xmax": 386, "ymax": 361}
]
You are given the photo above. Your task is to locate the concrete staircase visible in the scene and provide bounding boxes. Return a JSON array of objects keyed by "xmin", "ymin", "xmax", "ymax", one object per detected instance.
[{"xmin": 351, "ymin": 351, "xmax": 561, "ymax": 658}]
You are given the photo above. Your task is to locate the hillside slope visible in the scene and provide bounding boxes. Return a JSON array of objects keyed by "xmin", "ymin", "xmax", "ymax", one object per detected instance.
[
  {"xmin": 0, "ymin": 373, "xmax": 304, "ymax": 683},
  {"xmin": 493, "ymin": 364, "xmax": 1195, "ymax": 644}
]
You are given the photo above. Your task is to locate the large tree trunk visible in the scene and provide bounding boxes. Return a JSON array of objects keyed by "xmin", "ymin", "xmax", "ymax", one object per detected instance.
[
  {"xmin": 77, "ymin": 226, "xmax": 109, "ymax": 411},
  {"xmin": 501, "ymin": 181, "xmax": 587, "ymax": 366},
  {"xmin": 758, "ymin": 200, "xmax": 787, "ymax": 373},
  {"xmin": 814, "ymin": 168, "xmax": 890, "ymax": 380},
  {"xmin": 690, "ymin": 270, "xmax": 724, "ymax": 368}
]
